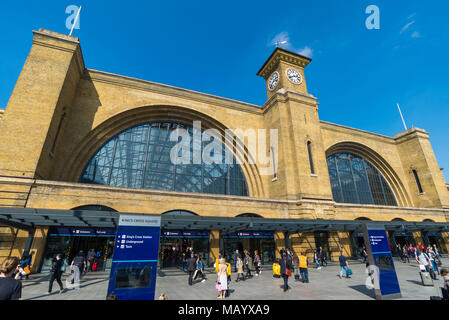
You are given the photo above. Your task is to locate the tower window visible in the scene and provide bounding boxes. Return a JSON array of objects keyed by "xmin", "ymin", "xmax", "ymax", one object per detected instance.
[
  {"xmin": 412, "ymin": 169, "xmax": 423, "ymax": 194},
  {"xmin": 307, "ymin": 141, "xmax": 315, "ymax": 174}
]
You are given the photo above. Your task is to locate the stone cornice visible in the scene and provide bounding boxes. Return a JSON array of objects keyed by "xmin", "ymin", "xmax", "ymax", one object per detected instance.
[
  {"xmin": 257, "ymin": 47, "xmax": 312, "ymax": 79},
  {"xmin": 262, "ymin": 88, "xmax": 317, "ymax": 114},
  {"xmin": 320, "ymin": 121, "xmax": 396, "ymax": 144},
  {"xmin": 393, "ymin": 127, "xmax": 429, "ymax": 143},
  {"xmin": 84, "ymin": 69, "xmax": 263, "ymax": 115}
]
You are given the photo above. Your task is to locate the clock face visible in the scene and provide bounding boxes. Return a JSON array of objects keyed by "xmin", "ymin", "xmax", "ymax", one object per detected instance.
[
  {"xmin": 286, "ymin": 68, "xmax": 302, "ymax": 84},
  {"xmin": 268, "ymin": 72, "xmax": 279, "ymax": 91}
]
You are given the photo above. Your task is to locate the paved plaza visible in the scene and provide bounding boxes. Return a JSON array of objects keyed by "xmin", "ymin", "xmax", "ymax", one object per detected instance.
[{"xmin": 20, "ymin": 257, "xmax": 448, "ymax": 300}]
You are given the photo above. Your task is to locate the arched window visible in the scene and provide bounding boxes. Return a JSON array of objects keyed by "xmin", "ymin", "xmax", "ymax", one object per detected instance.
[
  {"xmin": 71, "ymin": 205, "xmax": 117, "ymax": 212},
  {"xmin": 162, "ymin": 210, "xmax": 198, "ymax": 216},
  {"xmin": 327, "ymin": 152, "xmax": 397, "ymax": 206},
  {"xmin": 79, "ymin": 121, "xmax": 249, "ymax": 196}
]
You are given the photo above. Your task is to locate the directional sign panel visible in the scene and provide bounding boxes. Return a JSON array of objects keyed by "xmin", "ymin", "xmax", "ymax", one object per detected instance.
[
  {"xmin": 107, "ymin": 214, "xmax": 161, "ymax": 300},
  {"xmin": 362, "ymin": 223, "xmax": 401, "ymax": 300}
]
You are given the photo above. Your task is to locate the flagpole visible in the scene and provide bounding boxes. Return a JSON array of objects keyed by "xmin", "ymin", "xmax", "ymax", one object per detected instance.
[
  {"xmin": 397, "ymin": 103, "xmax": 408, "ymax": 131},
  {"xmin": 69, "ymin": 6, "xmax": 82, "ymax": 36}
]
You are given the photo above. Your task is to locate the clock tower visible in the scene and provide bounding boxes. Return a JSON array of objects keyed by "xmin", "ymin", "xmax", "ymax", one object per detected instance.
[{"xmin": 257, "ymin": 47, "xmax": 311, "ymax": 99}]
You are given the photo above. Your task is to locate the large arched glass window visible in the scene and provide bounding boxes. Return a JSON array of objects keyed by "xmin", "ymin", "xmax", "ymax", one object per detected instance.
[
  {"xmin": 327, "ymin": 152, "xmax": 397, "ymax": 206},
  {"xmin": 80, "ymin": 121, "xmax": 249, "ymax": 196}
]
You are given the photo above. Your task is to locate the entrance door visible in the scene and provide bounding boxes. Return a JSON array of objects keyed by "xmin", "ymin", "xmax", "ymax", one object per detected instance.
[
  {"xmin": 69, "ymin": 236, "xmax": 111, "ymax": 271},
  {"xmin": 314, "ymin": 231, "xmax": 331, "ymax": 261}
]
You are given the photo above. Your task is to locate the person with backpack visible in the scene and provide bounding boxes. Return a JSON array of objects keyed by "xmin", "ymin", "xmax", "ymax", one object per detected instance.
[
  {"xmin": 402, "ymin": 245, "xmax": 410, "ymax": 263},
  {"xmin": 361, "ymin": 245, "xmax": 368, "ymax": 264},
  {"xmin": 187, "ymin": 253, "xmax": 197, "ymax": 286},
  {"xmin": 427, "ymin": 246, "xmax": 439, "ymax": 275},
  {"xmin": 86, "ymin": 249, "xmax": 96, "ymax": 273},
  {"xmin": 416, "ymin": 247, "xmax": 434, "ymax": 278},
  {"xmin": 319, "ymin": 246, "xmax": 328, "ymax": 267},
  {"xmin": 71, "ymin": 250, "xmax": 87, "ymax": 284},
  {"xmin": 48, "ymin": 253, "xmax": 65, "ymax": 294}
]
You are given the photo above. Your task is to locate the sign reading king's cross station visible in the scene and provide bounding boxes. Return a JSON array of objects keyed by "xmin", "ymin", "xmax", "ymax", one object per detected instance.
[{"xmin": 107, "ymin": 214, "xmax": 161, "ymax": 300}]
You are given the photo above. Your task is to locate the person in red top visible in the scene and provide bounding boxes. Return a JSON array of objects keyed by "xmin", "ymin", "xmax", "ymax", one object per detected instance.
[{"xmin": 419, "ymin": 243, "xmax": 425, "ymax": 251}]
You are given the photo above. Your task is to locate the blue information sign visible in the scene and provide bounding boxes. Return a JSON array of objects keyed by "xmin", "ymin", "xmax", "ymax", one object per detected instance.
[
  {"xmin": 107, "ymin": 214, "xmax": 161, "ymax": 300},
  {"xmin": 363, "ymin": 224, "xmax": 401, "ymax": 299},
  {"xmin": 224, "ymin": 231, "xmax": 274, "ymax": 238}
]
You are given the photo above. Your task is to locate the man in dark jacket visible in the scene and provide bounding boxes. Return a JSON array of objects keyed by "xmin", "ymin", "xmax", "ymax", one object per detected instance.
[
  {"xmin": 48, "ymin": 253, "xmax": 64, "ymax": 294},
  {"xmin": 187, "ymin": 254, "xmax": 197, "ymax": 285},
  {"xmin": 279, "ymin": 252, "xmax": 293, "ymax": 292}
]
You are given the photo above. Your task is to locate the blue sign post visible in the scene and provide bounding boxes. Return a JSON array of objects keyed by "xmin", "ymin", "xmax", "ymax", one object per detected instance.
[
  {"xmin": 362, "ymin": 223, "xmax": 401, "ymax": 300},
  {"xmin": 107, "ymin": 214, "xmax": 161, "ymax": 300}
]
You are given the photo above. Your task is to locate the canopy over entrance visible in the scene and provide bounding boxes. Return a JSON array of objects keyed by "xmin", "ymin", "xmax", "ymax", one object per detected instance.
[{"xmin": 1, "ymin": 207, "xmax": 448, "ymax": 234}]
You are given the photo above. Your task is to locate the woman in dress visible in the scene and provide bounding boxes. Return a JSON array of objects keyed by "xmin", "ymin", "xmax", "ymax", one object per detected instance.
[{"xmin": 217, "ymin": 258, "xmax": 228, "ymax": 299}]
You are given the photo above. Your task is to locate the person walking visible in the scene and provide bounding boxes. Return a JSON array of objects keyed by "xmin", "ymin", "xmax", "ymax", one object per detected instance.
[
  {"xmin": 338, "ymin": 250, "xmax": 351, "ymax": 279},
  {"xmin": 361, "ymin": 246, "xmax": 368, "ymax": 264},
  {"xmin": 427, "ymin": 246, "xmax": 440, "ymax": 275},
  {"xmin": 244, "ymin": 251, "xmax": 253, "ymax": 279},
  {"xmin": 233, "ymin": 249, "xmax": 241, "ymax": 273},
  {"xmin": 235, "ymin": 256, "xmax": 245, "ymax": 282},
  {"xmin": 193, "ymin": 255, "xmax": 207, "ymax": 282},
  {"xmin": 433, "ymin": 244, "xmax": 442, "ymax": 266},
  {"xmin": 314, "ymin": 249, "xmax": 321, "ymax": 269},
  {"xmin": 86, "ymin": 249, "xmax": 96, "ymax": 273},
  {"xmin": 298, "ymin": 252, "xmax": 309, "ymax": 283},
  {"xmin": 279, "ymin": 252, "xmax": 293, "ymax": 292},
  {"xmin": 71, "ymin": 250, "xmax": 87, "ymax": 284},
  {"xmin": 253, "ymin": 250, "xmax": 261, "ymax": 276},
  {"xmin": 0, "ymin": 257, "xmax": 22, "ymax": 300},
  {"xmin": 415, "ymin": 247, "xmax": 432, "ymax": 274},
  {"xmin": 319, "ymin": 246, "xmax": 328, "ymax": 267},
  {"xmin": 187, "ymin": 253, "xmax": 197, "ymax": 286},
  {"xmin": 402, "ymin": 245, "xmax": 410, "ymax": 263},
  {"xmin": 48, "ymin": 253, "xmax": 65, "ymax": 294},
  {"xmin": 217, "ymin": 258, "xmax": 228, "ymax": 299}
]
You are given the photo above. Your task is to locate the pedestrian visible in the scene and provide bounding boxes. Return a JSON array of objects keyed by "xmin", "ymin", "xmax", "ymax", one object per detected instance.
[
  {"xmin": 182, "ymin": 252, "xmax": 187, "ymax": 272},
  {"xmin": 217, "ymin": 258, "xmax": 228, "ymax": 299},
  {"xmin": 20, "ymin": 252, "xmax": 34, "ymax": 280},
  {"xmin": 319, "ymin": 246, "xmax": 328, "ymax": 267},
  {"xmin": 0, "ymin": 257, "xmax": 22, "ymax": 300},
  {"xmin": 253, "ymin": 250, "xmax": 261, "ymax": 276},
  {"xmin": 279, "ymin": 252, "xmax": 293, "ymax": 292},
  {"xmin": 244, "ymin": 251, "xmax": 253, "ymax": 279},
  {"xmin": 298, "ymin": 252, "xmax": 309, "ymax": 283},
  {"xmin": 362, "ymin": 245, "xmax": 368, "ymax": 264},
  {"xmin": 314, "ymin": 249, "xmax": 321, "ymax": 269},
  {"xmin": 71, "ymin": 250, "xmax": 87, "ymax": 284},
  {"xmin": 48, "ymin": 253, "xmax": 65, "ymax": 294},
  {"xmin": 86, "ymin": 249, "xmax": 96, "ymax": 273},
  {"xmin": 235, "ymin": 256, "xmax": 245, "ymax": 282},
  {"xmin": 193, "ymin": 255, "xmax": 207, "ymax": 282},
  {"xmin": 440, "ymin": 269, "xmax": 449, "ymax": 300},
  {"xmin": 433, "ymin": 244, "xmax": 442, "ymax": 266},
  {"xmin": 415, "ymin": 247, "xmax": 432, "ymax": 274},
  {"xmin": 293, "ymin": 255, "xmax": 300, "ymax": 281},
  {"xmin": 427, "ymin": 246, "xmax": 439, "ymax": 275},
  {"xmin": 402, "ymin": 245, "xmax": 410, "ymax": 263},
  {"xmin": 338, "ymin": 250, "xmax": 351, "ymax": 279},
  {"xmin": 187, "ymin": 253, "xmax": 197, "ymax": 286},
  {"xmin": 233, "ymin": 249, "xmax": 241, "ymax": 273}
]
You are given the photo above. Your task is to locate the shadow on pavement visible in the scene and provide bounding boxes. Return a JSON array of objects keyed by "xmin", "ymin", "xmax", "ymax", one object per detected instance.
[{"xmin": 348, "ymin": 285, "xmax": 375, "ymax": 299}]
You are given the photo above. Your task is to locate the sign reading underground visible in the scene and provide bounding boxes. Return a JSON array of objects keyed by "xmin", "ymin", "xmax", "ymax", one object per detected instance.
[{"xmin": 107, "ymin": 214, "xmax": 161, "ymax": 300}]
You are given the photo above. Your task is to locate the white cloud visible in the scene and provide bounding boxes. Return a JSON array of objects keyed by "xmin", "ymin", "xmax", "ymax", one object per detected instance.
[
  {"xmin": 269, "ymin": 32, "xmax": 313, "ymax": 58},
  {"xmin": 400, "ymin": 21, "xmax": 415, "ymax": 34},
  {"xmin": 297, "ymin": 46, "xmax": 313, "ymax": 58},
  {"xmin": 269, "ymin": 32, "xmax": 290, "ymax": 47},
  {"xmin": 411, "ymin": 31, "xmax": 420, "ymax": 38},
  {"xmin": 407, "ymin": 13, "xmax": 416, "ymax": 20}
]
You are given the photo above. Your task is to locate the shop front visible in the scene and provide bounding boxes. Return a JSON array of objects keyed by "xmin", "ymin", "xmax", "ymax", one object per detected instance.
[
  {"xmin": 41, "ymin": 227, "xmax": 116, "ymax": 272},
  {"xmin": 223, "ymin": 231, "xmax": 275, "ymax": 265},
  {"xmin": 159, "ymin": 230, "xmax": 210, "ymax": 268}
]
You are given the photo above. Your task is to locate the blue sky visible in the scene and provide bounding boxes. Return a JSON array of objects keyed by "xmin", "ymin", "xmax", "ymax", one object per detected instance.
[{"xmin": 0, "ymin": 1, "xmax": 448, "ymax": 181}]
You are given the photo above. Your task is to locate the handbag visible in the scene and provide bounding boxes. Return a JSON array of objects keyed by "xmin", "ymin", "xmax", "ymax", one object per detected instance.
[
  {"xmin": 286, "ymin": 268, "xmax": 292, "ymax": 277},
  {"xmin": 346, "ymin": 268, "xmax": 353, "ymax": 276},
  {"xmin": 215, "ymin": 281, "xmax": 222, "ymax": 292}
]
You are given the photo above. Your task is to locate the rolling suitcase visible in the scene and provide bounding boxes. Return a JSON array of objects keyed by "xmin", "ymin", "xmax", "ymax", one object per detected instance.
[
  {"xmin": 273, "ymin": 263, "xmax": 281, "ymax": 278},
  {"xmin": 420, "ymin": 271, "xmax": 433, "ymax": 286}
]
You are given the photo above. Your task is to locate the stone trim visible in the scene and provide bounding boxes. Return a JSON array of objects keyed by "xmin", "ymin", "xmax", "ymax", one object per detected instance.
[
  {"xmin": 320, "ymin": 121, "xmax": 395, "ymax": 143},
  {"xmin": 84, "ymin": 69, "xmax": 262, "ymax": 115}
]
